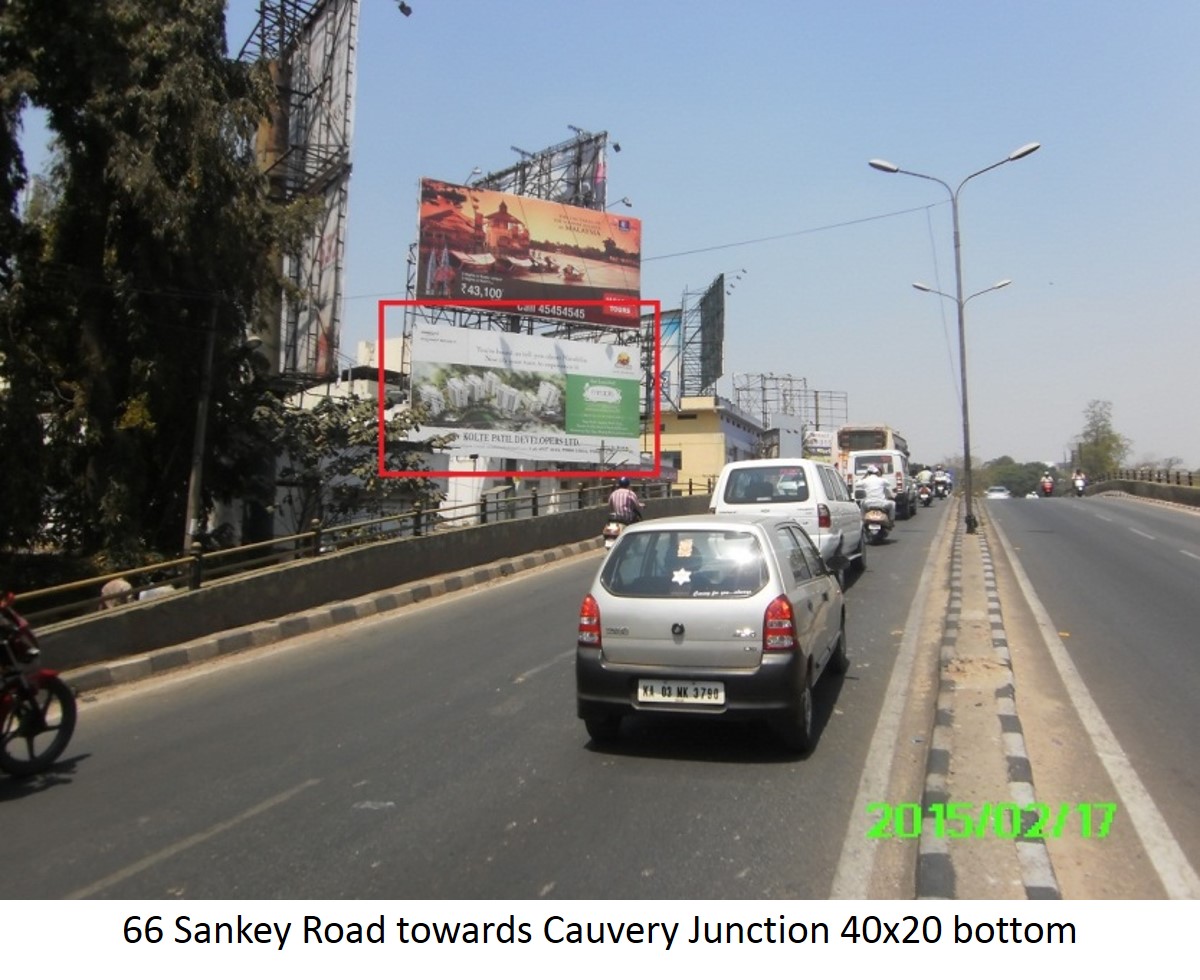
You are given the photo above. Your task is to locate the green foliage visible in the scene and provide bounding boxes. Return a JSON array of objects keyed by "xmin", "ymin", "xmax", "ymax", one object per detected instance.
[
  {"xmin": 0, "ymin": 1, "xmax": 305, "ymax": 556},
  {"xmin": 978, "ymin": 456, "xmax": 1055, "ymax": 498},
  {"xmin": 256, "ymin": 394, "xmax": 448, "ymax": 534},
  {"xmin": 1074, "ymin": 400, "xmax": 1131, "ymax": 478}
]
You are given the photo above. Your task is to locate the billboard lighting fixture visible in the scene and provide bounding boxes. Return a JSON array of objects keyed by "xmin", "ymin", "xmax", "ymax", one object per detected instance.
[
  {"xmin": 567, "ymin": 124, "xmax": 589, "ymax": 136},
  {"xmin": 465, "ymin": 166, "xmax": 482, "ymax": 183},
  {"xmin": 610, "ymin": 196, "xmax": 633, "ymax": 209},
  {"xmin": 511, "ymin": 145, "xmax": 535, "ymax": 159},
  {"xmin": 396, "ymin": 2, "xmax": 413, "ymax": 15},
  {"xmin": 612, "ymin": 142, "xmax": 621, "ymax": 152}
]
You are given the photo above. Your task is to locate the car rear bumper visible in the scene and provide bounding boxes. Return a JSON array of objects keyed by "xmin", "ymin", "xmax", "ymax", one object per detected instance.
[{"xmin": 576, "ymin": 647, "xmax": 804, "ymax": 721}]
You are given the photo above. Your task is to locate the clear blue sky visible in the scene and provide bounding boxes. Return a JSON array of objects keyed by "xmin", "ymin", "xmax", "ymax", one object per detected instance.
[{"xmin": 119, "ymin": 3, "xmax": 1200, "ymax": 466}]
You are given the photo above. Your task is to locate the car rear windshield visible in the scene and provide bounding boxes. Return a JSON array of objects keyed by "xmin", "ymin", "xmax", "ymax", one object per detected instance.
[
  {"xmin": 602, "ymin": 529, "xmax": 769, "ymax": 598},
  {"xmin": 722, "ymin": 466, "xmax": 811, "ymax": 504}
]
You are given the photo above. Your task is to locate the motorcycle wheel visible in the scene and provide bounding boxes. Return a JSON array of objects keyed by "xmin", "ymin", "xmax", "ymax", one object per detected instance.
[{"xmin": 0, "ymin": 676, "xmax": 77, "ymax": 777}]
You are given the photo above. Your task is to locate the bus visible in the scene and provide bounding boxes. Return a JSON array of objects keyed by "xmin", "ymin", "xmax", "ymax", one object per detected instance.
[{"xmin": 835, "ymin": 424, "xmax": 909, "ymax": 475}]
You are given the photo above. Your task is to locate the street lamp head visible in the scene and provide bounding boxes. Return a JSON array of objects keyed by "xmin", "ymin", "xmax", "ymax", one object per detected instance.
[
  {"xmin": 912, "ymin": 282, "xmax": 933, "ymax": 292},
  {"xmin": 868, "ymin": 159, "xmax": 900, "ymax": 173},
  {"xmin": 1008, "ymin": 142, "xmax": 1041, "ymax": 161},
  {"xmin": 993, "ymin": 278, "xmax": 1013, "ymax": 289}
]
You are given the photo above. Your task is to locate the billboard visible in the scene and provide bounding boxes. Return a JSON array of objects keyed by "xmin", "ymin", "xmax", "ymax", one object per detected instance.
[
  {"xmin": 248, "ymin": 0, "xmax": 358, "ymax": 378},
  {"xmin": 410, "ymin": 323, "xmax": 642, "ymax": 465},
  {"xmin": 698, "ymin": 274, "xmax": 725, "ymax": 393},
  {"xmin": 282, "ymin": 174, "xmax": 347, "ymax": 376},
  {"xmin": 416, "ymin": 178, "xmax": 641, "ymax": 328}
]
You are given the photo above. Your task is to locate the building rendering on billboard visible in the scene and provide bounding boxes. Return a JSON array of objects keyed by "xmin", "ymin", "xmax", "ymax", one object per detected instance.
[
  {"xmin": 410, "ymin": 324, "xmax": 642, "ymax": 465},
  {"xmin": 416, "ymin": 178, "xmax": 641, "ymax": 328}
]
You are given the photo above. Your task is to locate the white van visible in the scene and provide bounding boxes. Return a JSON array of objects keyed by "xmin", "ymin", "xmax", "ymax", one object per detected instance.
[
  {"xmin": 847, "ymin": 449, "xmax": 914, "ymax": 518},
  {"xmin": 709, "ymin": 458, "xmax": 867, "ymax": 572}
]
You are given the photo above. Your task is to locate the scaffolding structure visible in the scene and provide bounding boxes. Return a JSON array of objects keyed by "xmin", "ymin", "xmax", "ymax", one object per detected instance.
[
  {"xmin": 732, "ymin": 373, "xmax": 848, "ymax": 432},
  {"xmin": 239, "ymin": 0, "xmax": 358, "ymax": 381},
  {"xmin": 473, "ymin": 130, "xmax": 611, "ymax": 211}
]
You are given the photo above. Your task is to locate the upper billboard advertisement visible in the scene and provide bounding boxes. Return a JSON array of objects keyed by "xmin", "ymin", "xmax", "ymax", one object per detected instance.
[{"xmin": 416, "ymin": 178, "xmax": 641, "ymax": 328}]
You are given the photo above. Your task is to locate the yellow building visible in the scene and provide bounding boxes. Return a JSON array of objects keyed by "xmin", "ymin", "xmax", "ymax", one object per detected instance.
[{"xmin": 657, "ymin": 396, "xmax": 766, "ymax": 493}]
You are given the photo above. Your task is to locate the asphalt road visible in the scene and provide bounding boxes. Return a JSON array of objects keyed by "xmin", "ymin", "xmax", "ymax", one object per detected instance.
[
  {"xmin": 982, "ymin": 494, "xmax": 1200, "ymax": 877},
  {"xmin": 0, "ymin": 509, "xmax": 947, "ymax": 900}
]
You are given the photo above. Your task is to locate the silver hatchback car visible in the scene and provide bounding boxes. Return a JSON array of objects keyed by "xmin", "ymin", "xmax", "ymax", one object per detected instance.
[{"xmin": 576, "ymin": 514, "xmax": 849, "ymax": 753}]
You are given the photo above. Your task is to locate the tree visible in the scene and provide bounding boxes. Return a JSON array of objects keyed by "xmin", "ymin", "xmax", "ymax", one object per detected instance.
[
  {"xmin": 0, "ymin": 1, "xmax": 307, "ymax": 560},
  {"xmin": 978, "ymin": 455, "xmax": 1055, "ymax": 498},
  {"xmin": 256, "ymin": 394, "xmax": 447, "ymax": 535},
  {"xmin": 1074, "ymin": 400, "xmax": 1131, "ymax": 478}
]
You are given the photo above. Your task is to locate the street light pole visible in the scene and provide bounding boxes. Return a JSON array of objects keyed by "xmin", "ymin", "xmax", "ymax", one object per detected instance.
[{"xmin": 869, "ymin": 143, "xmax": 1039, "ymax": 533}]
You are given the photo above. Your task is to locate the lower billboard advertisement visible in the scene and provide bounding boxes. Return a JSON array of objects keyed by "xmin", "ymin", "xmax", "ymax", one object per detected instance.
[{"xmin": 379, "ymin": 299, "xmax": 661, "ymax": 480}]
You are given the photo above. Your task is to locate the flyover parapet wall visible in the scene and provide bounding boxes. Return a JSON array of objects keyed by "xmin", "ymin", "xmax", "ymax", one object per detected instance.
[{"xmin": 41, "ymin": 495, "xmax": 709, "ymax": 672}]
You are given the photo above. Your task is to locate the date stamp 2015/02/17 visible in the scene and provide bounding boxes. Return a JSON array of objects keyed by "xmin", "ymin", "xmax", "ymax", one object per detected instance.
[{"xmin": 866, "ymin": 802, "xmax": 1117, "ymax": 840}]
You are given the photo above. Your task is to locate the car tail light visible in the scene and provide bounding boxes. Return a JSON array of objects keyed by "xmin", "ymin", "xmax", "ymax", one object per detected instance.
[
  {"xmin": 578, "ymin": 593, "xmax": 602, "ymax": 647},
  {"xmin": 763, "ymin": 595, "xmax": 797, "ymax": 651},
  {"xmin": 817, "ymin": 503, "xmax": 831, "ymax": 529}
]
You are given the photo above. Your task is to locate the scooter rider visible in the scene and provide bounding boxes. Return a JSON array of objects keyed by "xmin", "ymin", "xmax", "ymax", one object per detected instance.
[
  {"xmin": 859, "ymin": 465, "xmax": 896, "ymax": 523},
  {"xmin": 607, "ymin": 476, "xmax": 643, "ymax": 524},
  {"xmin": 916, "ymin": 465, "xmax": 934, "ymax": 487},
  {"xmin": 932, "ymin": 463, "xmax": 951, "ymax": 497}
]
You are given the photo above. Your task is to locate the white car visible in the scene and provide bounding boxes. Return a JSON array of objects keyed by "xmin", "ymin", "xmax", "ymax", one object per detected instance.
[
  {"xmin": 984, "ymin": 486, "xmax": 1012, "ymax": 499},
  {"xmin": 709, "ymin": 458, "xmax": 867, "ymax": 574}
]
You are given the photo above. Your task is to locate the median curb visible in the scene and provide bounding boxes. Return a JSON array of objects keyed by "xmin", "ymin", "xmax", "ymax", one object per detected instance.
[
  {"xmin": 915, "ymin": 503, "xmax": 1062, "ymax": 900},
  {"xmin": 64, "ymin": 537, "xmax": 605, "ymax": 695}
]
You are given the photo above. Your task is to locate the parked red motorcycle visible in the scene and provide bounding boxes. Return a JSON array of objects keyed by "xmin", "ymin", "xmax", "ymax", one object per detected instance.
[{"xmin": 0, "ymin": 593, "xmax": 76, "ymax": 777}]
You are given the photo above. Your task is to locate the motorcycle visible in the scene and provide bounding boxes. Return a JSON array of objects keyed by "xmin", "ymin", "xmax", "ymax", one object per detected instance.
[
  {"xmin": 0, "ymin": 593, "xmax": 77, "ymax": 777},
  {"xmin": 933, "ymin": 477, "xmax": 950, "ymax": 499},
  {"xmin": 917, "ymin": 484, "xmax": 934, "ymax": 508},
  {"xmin": 602, "ymin": 513, "xmax": 625, "ymax": 550},
  {"xmin": 1040, "ymin": 478, "xmax": 1055, "ymax": 498},
  {"xmin": 1073, "ymin": 476, "xmax": 1087, "ymax": 497},
  {"xmin": 855, "ymin": 489, "xmax": 894, "ymax": 544}
]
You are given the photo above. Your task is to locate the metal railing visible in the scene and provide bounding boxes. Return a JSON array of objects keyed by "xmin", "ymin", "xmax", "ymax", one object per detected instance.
[
  {"xmin": 14, "ymin": 480, "xmax": 681, "ymax": 627},
  {"xmin": 1105, "ymin": 468, "xmax": 1197, "ymax": 487}
]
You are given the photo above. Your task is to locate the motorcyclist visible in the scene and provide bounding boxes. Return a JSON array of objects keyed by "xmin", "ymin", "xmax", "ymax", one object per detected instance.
[
  {"xmin": 916, "ymin": 465, "xmax": 934, "ymax": 486},
  {"xmin": 932, "ymin": 464, "xmax": 951, "ymax": 496},
  {"xmin": 607, "ymin": 476, "xmax": 643, "ymax": 524},
  {"xmin": 858, "ymin": 464, "xmax": 896, "ymax": 523},
  {"xmin": 1041, "ymin": 471, "xmax": 1055, "ymax": 494}
]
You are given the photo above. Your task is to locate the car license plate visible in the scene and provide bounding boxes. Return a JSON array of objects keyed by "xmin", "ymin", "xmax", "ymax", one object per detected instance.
[{"xmin": 637, "ymin": 680, "xmax": 725, "ymax": 705}]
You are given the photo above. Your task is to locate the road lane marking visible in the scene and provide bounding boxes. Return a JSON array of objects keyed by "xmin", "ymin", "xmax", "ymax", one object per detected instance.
[
  {"xmin": 1181, "ymin": 550, "xmax": 1200, "ymax": 562},
  {"xmin": 830, "ymin": 500, "xmax": 954, "ymax": 899},
  {"xmin": 1129, "ymin": 528, "xmax": 1156, "ymax": 540},
  {"xmin": 989, "ymin": 518, "xmax": 1200, "ymax": 899},
  {"xmin": 64, "ymin": 778, "xmax": 321, "ymax": 899},
  {"xmin": 514, "ymin": 648, "xmax": 574, "ymax": 684}
]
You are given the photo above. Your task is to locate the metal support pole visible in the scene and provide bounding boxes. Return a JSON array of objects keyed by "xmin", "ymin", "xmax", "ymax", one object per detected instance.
[{"xmin": 183, "ymin": 304, "xmax": 219, "ymax": 552}]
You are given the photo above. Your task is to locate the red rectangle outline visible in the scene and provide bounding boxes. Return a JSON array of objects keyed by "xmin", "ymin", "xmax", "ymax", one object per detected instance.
[{"xmin": 376, "ymin": 298, "xmax": 662, "ymax": 481}]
